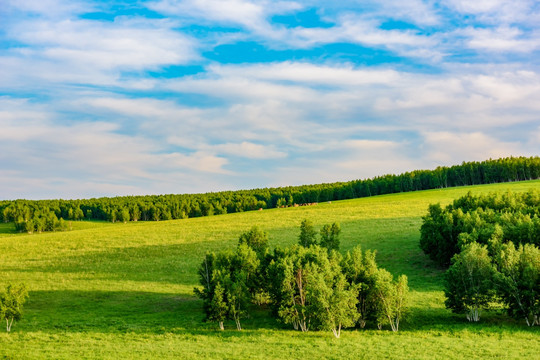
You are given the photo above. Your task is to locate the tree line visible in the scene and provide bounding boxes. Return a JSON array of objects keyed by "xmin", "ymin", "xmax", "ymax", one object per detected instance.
[
  {"xmin": 194, "ymin": 222, "xmax": 409, "ymax": 337},
  {"xmin": 420, "ymin": 191, "xmax": 540, "ymax": 325},
  {"xmin": 2, "ymin": 156, "xmax": 540, "ymax": 233}
]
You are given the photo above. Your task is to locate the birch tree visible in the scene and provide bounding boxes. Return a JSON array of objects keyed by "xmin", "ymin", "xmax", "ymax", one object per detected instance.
[
  {"xmin": 269, "ymin": 245, "xmax": 328, "ymax": 331},
  {"xmin": 494, "ymin": 242, "xmax": 540, "ymax": 326},
  {"xmin": 341, "ymin": 247, "xmax": 381, "ymax": 328},
  {"xmin": 309, "ymin": 252, "xmax": 358, "ymax": 338},
  {"xmin": 194, "ymin": 245, "xmax": 259, "ymax": 330},
  {"xmin": 0, "ymin": 284, "xmax": 28, "ymax": 332},
  {"xmin": 372, "ymin": 270, "xmax": 408, "ymax": 331},
  {"xmin": 444, "ymin": 242, "xmax": 496, "ymax": 322}
]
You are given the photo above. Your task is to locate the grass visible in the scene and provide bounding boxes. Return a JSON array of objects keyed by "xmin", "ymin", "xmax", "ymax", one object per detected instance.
[{"xmin": 1, "ymin": 181, "xmax": 539, "ymax": 359}]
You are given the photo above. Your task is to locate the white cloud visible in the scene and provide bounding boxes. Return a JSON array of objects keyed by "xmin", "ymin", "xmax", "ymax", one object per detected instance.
[
  {"xmin": 443, "ymin": 0, "xmax": 539, "ymax": 25},
  {"xmin": 0, "ymin": 97, "xmax": 234, "ymax": 199},
  {"xmin": 2, "ymin": 1, "xmax": 539, "ymax": 199},
  {"xmin": 148, "ymin": 0, "xmax": 441, "ymax": 60},
  {"xmin": 422, "ymin": 131, "xmax": 526, "ymax": 164},
  {"xmin": 209, "ymin": 142, "xmax": 287, "ymax": 159},
  {"xmin": 149, "ymin": 0, "xmax": 301, "ymax": 37},
  {"xmin": 10, "ymin": 18, "xmax": 197, "ymax": 71},
  {"xmin": 460, "ymin": 26, "xmax": 540, "ymax": 53},
  {"xmin": 211, "ymin": 62, "xmax": 401, "ymax": 85},
  {"xmin": 2, "ymin": 0, "xmax": 90, "ymax": 18}
]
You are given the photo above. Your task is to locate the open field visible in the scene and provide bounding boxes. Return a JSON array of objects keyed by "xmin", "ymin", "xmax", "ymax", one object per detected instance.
[{"xmin": 1, "ymin": 181, "xmax": 540, "ymax": 359}]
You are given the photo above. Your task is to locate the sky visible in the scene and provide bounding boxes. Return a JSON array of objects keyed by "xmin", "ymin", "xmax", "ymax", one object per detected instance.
[{"xmin": 1, "ymin": 0, "xmax": 540, "ymax": 200}]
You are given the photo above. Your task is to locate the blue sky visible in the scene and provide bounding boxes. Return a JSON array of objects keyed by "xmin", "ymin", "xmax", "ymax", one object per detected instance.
[{"xmin": 1, "ymin": 0, "xmax": 540, "ymax": 199}]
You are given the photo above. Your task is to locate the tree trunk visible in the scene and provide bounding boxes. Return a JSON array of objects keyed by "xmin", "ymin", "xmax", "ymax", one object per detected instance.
[
  {"xmin": 358, "ymin": 319, "xmax": 366, "ymax": 328},
  {"xmin": 218, "ymin": 321, "xmax": 224, "ymax": 330},
  {"xmin": 235, "ymin": 318, "xmax": 242, "ymax": 331},
  {"xmin": 6, "ymin": 318, "xmax": 14, "ymax": 332}
]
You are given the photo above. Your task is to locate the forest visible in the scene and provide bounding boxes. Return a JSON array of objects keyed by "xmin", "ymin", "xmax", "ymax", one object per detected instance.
[{"xmin": 2, "ymin": 156, "xmax": 540, "ymax": 233}]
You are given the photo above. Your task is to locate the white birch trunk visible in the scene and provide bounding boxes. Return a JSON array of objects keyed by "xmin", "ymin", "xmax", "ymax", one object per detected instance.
[{"xmin": 235, "ymin": 318, "xmax": 242, "ymax": 331}]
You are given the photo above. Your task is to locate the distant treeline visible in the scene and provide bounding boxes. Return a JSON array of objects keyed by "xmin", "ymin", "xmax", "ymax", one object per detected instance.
[{"xmin": 2, "ymin": 156, "xmax": 540, "ymax": 233}]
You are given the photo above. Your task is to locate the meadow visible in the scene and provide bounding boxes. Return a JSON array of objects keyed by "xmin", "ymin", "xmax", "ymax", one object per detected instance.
[{"xmin": 1, "ymin": 181, "xmax": 540, "ymax": 359}]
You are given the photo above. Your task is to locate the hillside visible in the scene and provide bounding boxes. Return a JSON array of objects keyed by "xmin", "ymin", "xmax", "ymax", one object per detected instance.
[{"xmin": 1, "ymin": 181, "xmax": 540, "ymax": 359}]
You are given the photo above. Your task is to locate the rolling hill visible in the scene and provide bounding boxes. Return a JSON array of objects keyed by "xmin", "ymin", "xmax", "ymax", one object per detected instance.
[{"xmin": 1, "ymin": 181, "xmax": 540, "ymax": 359}]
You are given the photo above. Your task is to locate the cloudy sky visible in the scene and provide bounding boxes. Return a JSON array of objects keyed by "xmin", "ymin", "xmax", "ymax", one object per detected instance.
[{"xmin": 1, "ymin": 0, "xmax": 539, "ymax": 199}]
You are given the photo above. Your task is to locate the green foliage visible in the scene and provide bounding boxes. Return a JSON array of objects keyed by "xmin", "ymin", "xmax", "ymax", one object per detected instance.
[
  {"xmin": 0, "ymin": 284, "xmax": 28, "ymax": 332},
  {"xmin": 194, "ymin": 245, "xmax": 259, "ymax": 330},
  {"xmin": 372, "ymin": 272, "xmax": 408, "ymax": 331},
  {"xmin": 320, "ymin": 222, "xmax": 341, "ymax": 251},
  {"xmin": 444, "ymin": 243, "xmax": 496, "ymax": 322},
  {"xmin": 341, "ymin": 247, "xmax": 381, "ymax": 328},
  {"xmin": 307, "ymin": 251, "xmax": 359, "ymax": 338},
  {"xmin": 494, "ymin": 242, "xmax": 540, "ymax": 326},
  {"xmin": 267, "ymin": 245, "xmax": 323, "ymax": 331},
  {"xmin": 238, "ymin": 226, "xmax": 269, "ymax": 257},
  {"xmin": 298, "ymin": 219, "xmax": 318, "ymax": 247},
  {"xmin": 420, "ymin": 190, "xmax": 540, "ymax": 266}
]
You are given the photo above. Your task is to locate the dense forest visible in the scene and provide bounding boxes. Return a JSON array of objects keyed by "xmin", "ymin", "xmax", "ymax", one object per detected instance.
[{"xmin": 2, "ymin": 156, "xmax": 540, "ymax": 233}]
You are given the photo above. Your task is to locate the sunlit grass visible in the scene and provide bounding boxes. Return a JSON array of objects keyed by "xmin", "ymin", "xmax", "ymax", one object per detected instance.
[{"xmin": 1, "ymin": 181, "xmax": 539, "ymax": 359}]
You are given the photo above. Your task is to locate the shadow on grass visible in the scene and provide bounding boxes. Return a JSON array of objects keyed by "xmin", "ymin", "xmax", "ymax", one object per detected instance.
[
  {"xmin": 21, "ymin": 290, "xmax": 285, "ymax": 335},
  {"xmin": 5, "ymin": 242, "xmax": 235, "ymax": 286},
  {"xmin": 17, "ymin": 289, "xmax": 539, "ymax": 338},
  {"xmin": 0, "ymin": 222, "xmax": 18, "ymax": 235}
]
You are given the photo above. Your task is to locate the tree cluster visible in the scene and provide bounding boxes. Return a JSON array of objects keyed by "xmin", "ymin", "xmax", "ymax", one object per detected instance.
[
  {"xmin": 420, "ymin": 190, "xmax": 540, "ymax": 266},
  {"xmin": 2, "ymin": 156, "xmax": 539, "ymax": 233},
  {"xmin": 444, "ymin": 241, "xmax": 540, "ymax": 326},
  {"xmin": 194, "ymin": 224, "xmax": 408, "ymax": 337},
  {"xmin": 419, "ymin": 191, "xmax": 540, "ymax": 325}
]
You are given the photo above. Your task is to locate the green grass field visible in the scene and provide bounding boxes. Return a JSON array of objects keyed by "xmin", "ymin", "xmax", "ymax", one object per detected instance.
[{"xmin": 1, "ymin": 182, "xmax": 540, "ymax": 359}]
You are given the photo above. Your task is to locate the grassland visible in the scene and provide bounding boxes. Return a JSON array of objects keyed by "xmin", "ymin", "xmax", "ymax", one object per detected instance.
[{"xmin": 1, "ymin": 181, "xmax": 540, "ymax": 359}]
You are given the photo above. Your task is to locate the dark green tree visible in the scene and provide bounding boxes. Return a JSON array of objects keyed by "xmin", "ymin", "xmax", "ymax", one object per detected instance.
[
  {"xmin": 320, "ymin": 222, "xmax": 341, "ymax": 251},
  {"xmin": 341, "ymin": 247, "xmax": 380, "ymax": 328},
  {"xmin": 238, "ymin": 226, "xmax": 269, "ymax": 257},
  {"xmin": 298, "ymin": 219, "xmax": 317, "ymax": 247}
]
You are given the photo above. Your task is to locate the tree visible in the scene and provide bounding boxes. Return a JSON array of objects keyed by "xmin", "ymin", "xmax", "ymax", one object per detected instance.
[
  {"xmin": 419, "ymin": 203, "xmax": 458, "ymax": 266},
  {"xmin": 0, "ymin": 284, "xmax": 28, "ymax": 332},
  {"xmin": 238, "ymin": 226, "xmax": 269, "ymax": 257},
  {"xmin": 268, "ymin": 245, "xmax": 326, "ymax": 332},
  {"xmin": 320, "ymin": 222, "xmax": 341, "ymax": 251},
  {"xmin": 341, "ymin": 247, "xmax": 380, "ymax": 328},
  {"xmin": 372, "ymin": 270, "xmax": 408, "ymax": 331},
  {"xmin": 308, "ymin": 252, "xmax": 358, "ymax": 338},
  {"xmin": 119, "ymin": 208, "xmax": 130, "ymax": 223},
  {"xmin": 444, "ymin": 243, "xmax": 496, "ymax": 322},
  {"xmin": 194, "ymin": 252, "xmax": 224, "ymax": 329},
  {"xmin": 208, "ymin": 281, "xmax": 228, "ymax": 330},
  {"xmin": 194, "ymin": 245, "xmax": 259, "ymax": 331},
  {"xmin": 494, "ymin": 243, "xmax": 540, "ymax": 326},
  {"xmin": 298, "ymin": 219, "xmax": 317, "ymax": 247}
]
